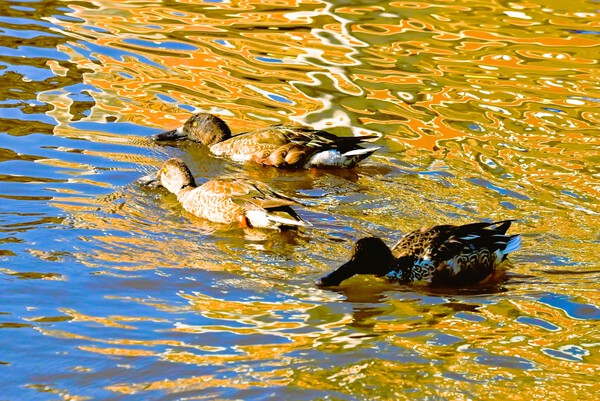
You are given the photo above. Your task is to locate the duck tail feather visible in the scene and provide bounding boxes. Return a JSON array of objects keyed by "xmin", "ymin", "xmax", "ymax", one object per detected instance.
[
  {"xmin": 342, "ymin": 147, "xmax": 380, "ymax": 157},
  {"xmin": 266, "ymin": 206, "xmax": 311, "ymax": 227},
  {"xmin": 489, "ymin": 219, "xmax": 515, "ymax": 233},
  {"xmin": 503, "ymin": 234, "xmax": 522, "ymax": 255},
  {"xmin": 267, "ymin": 213, "xmax": 311, "ymax": 227}
]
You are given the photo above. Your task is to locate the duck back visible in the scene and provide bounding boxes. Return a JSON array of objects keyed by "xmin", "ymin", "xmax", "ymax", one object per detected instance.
[{"xmin": 390, "ymin": 220, "xmax": 521, "ymax": 285}]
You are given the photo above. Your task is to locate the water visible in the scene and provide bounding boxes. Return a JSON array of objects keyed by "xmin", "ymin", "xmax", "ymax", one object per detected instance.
[{"xmin": 1, "ymin": 0, "xmax": 599, "ymax": 399}]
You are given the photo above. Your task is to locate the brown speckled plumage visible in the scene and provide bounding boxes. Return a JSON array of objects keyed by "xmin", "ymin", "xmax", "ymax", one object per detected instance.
[
  {"xmin": 152, "ymin": 113, "xmax": 379, "ymax": 169},
  {"xmin": 139, "ymin": 158, "xmax": 307, "ymax": 229},
  {"xmin": 316, "ymin": 221, "xmax": 521, "ymax": 287}
]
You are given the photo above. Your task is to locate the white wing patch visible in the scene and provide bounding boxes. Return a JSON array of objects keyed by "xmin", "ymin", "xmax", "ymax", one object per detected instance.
[
  {"xmin": 343, "ymin": 147, "xmax": 380, "ymax": 157},
  {"xmin": 307, "ymin": 150, "xmax": 346, "ymax": 167}
]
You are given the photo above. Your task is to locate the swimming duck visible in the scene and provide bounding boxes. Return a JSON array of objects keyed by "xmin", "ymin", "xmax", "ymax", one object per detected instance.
[
  {"xmin": 152, "ymin": 113, "xmax": 379, "ymax": 169},
  {"xmin": 138, "ymin": 158, "xmax": 309, "ymax": 229},
  {"xmin": 316, "ymin": 220, "xmax": 521, "ymax": 287}
]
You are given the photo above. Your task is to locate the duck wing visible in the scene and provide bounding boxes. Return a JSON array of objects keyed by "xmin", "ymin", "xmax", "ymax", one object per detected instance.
[
  {"xmin": 177, "ymin": 181, "xmax": 246, "ymax": 224},
  {"xmin": 261, "ymin": 127, "xmax": 378, "ymax": 168},
  {"xmin": 186, "ymin": 180, "xmax": 307, "ymax": 227},
  {"xmin": 391, "ymin": 224, "xmax": 453, "ymax": 259},
  {"xmin": 208, "ymin": 127, "xmax": 286, "ymax": 163},
  {"xmin": 287, "ymin": 127, "xmax": 378, "ymax": 149},
  {"xmin": 227, "ymin": 179, "xmax": 309, "ymax": 228},
  {"xmin": 389, "ymin": 220, "xmax": 520, "ymax": 284},
  {"xmin": 232, "ymin": 180, "xmax": 299, "ymax": 209},
  {"xmin": 428, "ymin": 220, "xmax": 520, "ymax": 285},
  {"xmin": 212, "ymin": 125, "xmax": 378, "ymax": 168}
]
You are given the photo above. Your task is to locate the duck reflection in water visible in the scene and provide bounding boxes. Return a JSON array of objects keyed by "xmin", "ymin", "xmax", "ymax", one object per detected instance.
[
  {"xmin": 321, "ymin": 275, "xmax": 503, "ymax": 330},
  {"xmin": 138, "ymin": 158, "xmax": 310, "ymax": 230},
  {"xmin": 152, "ymin": 113, "xmax": 380, "ymax": 169}
]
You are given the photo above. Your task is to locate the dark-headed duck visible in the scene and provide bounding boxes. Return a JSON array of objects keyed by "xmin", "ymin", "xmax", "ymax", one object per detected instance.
[
  {"xmin": 152, "ymin": 113, "xmax": 379, "ymax": 169},
  {"xmin": 316, "ymin": 220, "xmax": 521, "ymax": 287}
]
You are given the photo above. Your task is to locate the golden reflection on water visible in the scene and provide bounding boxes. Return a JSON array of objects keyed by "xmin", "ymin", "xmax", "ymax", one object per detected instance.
[
  {"xmin": 52, "ymin": 290, "xmax": 599, "ymax": 398},
  {"xmin": 1, "ymin": 0, "xmax": 599, "ymax": 399},
  {"xmin": 49, "ymin": 0, "xmax": 599, "ymax": 219}
]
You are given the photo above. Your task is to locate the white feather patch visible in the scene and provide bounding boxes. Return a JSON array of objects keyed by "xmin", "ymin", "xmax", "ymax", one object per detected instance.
[
  {"xmin": 342, "ymin": 147, "xmax": 380, "ymax": 157},
  {"xmin": 245, "ymin": 210, "xmax": 308, "ymax": 228}
]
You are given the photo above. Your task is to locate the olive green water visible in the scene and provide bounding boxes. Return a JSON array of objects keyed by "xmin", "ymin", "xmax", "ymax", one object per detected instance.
[{"xmin": 1, "ymin": 0, "xmax": 599, "ymax": 399}]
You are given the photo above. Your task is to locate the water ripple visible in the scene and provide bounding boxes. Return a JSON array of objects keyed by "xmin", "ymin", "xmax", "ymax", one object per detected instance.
[{"xmin": 0, "ymin": 0, "xmax": 599, "ymax": 399}]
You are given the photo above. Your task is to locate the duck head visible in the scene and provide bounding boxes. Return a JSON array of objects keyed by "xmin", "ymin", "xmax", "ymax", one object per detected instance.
[
  {"xmin": 152, "ymin": 113, "xmax": 232, "ymax": 146},
  {"xmin": 138, "ymin": 158, "xmax": 196, "ymax": 194},
  {"xmin": 316, "ymin": 237, "xmax": 395, "ymax": 286}
]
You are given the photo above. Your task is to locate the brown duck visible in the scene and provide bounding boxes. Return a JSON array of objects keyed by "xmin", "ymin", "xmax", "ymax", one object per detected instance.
[
  {"xmin": 152, "ymin": 113, "xmax": 379, "ymax": 169},
  {"xmin": 138, "ymin": 158, "xmax": 309, "ymax": 229},
  {"xmin": 316, "ymin": 220, "xmax": 521, "ymax": 286}
]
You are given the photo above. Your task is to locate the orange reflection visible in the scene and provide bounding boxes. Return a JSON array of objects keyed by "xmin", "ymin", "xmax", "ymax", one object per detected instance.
[{"xmin": 23, "ymin": 1, "xmax": 600, "ymax": 398}]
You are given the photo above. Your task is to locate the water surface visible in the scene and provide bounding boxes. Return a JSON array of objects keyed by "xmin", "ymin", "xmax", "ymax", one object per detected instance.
[{"xmin": 1, "ymin": 0, "xmax": 599, "ymax": 399}]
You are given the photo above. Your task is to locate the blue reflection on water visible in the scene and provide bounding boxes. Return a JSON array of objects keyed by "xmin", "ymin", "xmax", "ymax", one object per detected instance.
[
  {"xmin": 538, "ymin": 293, "xmax": 600, "ymax": 320},
  {"xmin": 500, "ymin": 201, "xmax": 517, "ymax": 210},
  {"xmin": 516, "ymin": 316, "xmax": 560, "ymax": 331},
  {"xmin": 0, "ymin": 99, "xmax": 45, "ymax": 107},
  {"xmin": 566, "ymin": 30, "xmax": 600, "ymax": 34},
  {"xmin": 543, "ymin": 107, "xmax": 564, "ymax": 113},
  {"xmin": 256, "ymin": 57, "xmax": 283, "ymax": 63},
  {"xmin": 560, "ymin": 189, "xmax": 582, "ymax": 199},
  {"xmin": 179, "ymin": 104, "xmax": 196, "ymax": 112},
  {"xmin": 468, "ymin": 177, "xmax": 531, "ymax": 201},
  {"xmin": 71, "ymin": 121, "xmax": 159, "ymax": 137},
  {"xmin": 0, "ymin": 26, "xmax": 61, "ymax": 38},
  {"xmin": 0, "ymin": 45, "xmax": 70, "ymax": 61},
  {"xmin": 541, "ymin": 345, "xmax": 589, "ymax": 362},
  {"xmin": 52, "ymin": 13, "xmax": 82, "ymax": 23},
  {"xmin": 67, "ymin": 41, "xmax": 167, "ymax": 70},
  {"xmin": 83, "ymin": 25, "xmax": 109, "ymax": 33},
  {"xmin": 426, "ymin": 332, "xmax": 463, "ymax": 346},
  {"xmin": 268, "ymin": 93, "xmax": 294, "ymax": 104},
  {"xmin": 0, "ymin": 61, "xmax": 55, "ymax": 81},
  {"xmin": 454, "ymin": 311, "xmax": 486, "ymax": 323},
  {"xmin": 10, "ymin": 6, "xmax": 35, "ymax": 12},
  {"xmin": 157, "ymin": 94, "xmax": 177, "ymax": 103},
  {"xmin": 0, "ymin": 107, "xmax": 56, "ymax": 124},
  {"xmin": 63, "ymin": 83, "xmax": 101, "ymax": 94},
  {"xmin": 123, "ymin": 38, "xmax": 198, "ymax": 51},
  {"xmin": 472, "ymin": 349, "xmax": 537, "ymax": 370},
  {"xmin": 0, "ymin": 16, "xmax": 62, "ymax": 29},
  {"xmin": 468, "ymin": 123, "xmax": 484, "ymax": 132}
]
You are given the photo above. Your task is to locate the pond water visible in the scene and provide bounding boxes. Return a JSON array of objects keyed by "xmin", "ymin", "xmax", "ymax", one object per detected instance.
[{"xmin": 1, "ymin": 0, "xmax": 599, "ymax": 399}]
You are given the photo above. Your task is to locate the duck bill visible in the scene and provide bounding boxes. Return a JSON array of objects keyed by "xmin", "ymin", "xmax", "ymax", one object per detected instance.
[
  {"xmin": 152, "ymin": 127, "xmax": 187, "ymax": 141},
  {"xmin": 315, "ymin": 260, "xmax": 358, "ymax": 287},
  {"xmin": 137, "ymin": 170, "xmax": 161, "ymax": 188}
]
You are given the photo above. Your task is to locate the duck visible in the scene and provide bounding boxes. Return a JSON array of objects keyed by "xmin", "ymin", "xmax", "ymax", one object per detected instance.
[
  {"xmin": 316, "ymin": 220, "xmax": 521, "ymax": 287},
  {"xmin": 138, "ymin": 158, "xmax": 309, "ymax": 229},
  {"xmin": 152, "ymin": 113, "xmax": 379, "ymax": 169}
]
